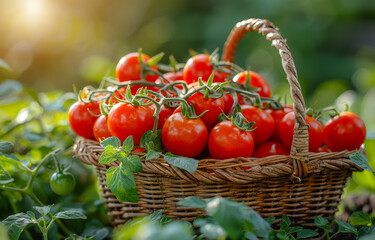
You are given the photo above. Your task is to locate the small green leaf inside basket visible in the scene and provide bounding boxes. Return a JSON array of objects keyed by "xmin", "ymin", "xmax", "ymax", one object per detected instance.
[{"xmin": 164, "ymin": 153, "xmax": 198, "ymax": 173}]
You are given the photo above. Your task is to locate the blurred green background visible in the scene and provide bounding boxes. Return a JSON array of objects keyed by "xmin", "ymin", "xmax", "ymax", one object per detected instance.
[{"xmin": 1, "ymin": 0, "xmax": 375, "ymax": 127}]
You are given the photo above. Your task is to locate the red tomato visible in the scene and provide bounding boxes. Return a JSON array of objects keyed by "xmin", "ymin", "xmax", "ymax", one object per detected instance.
[
  {"xmin": 265, "ymin": 105, "xmax": 293, "ymax": 142},
  {"xmin": 162, "ymin": 112, "xmax": 208, "ymax": 158},
  {"xmin": 223, "ymin": 92, "xmax": 234, "ymax": 115},
  {"xmin": 241, "ymin": 105, "xmax": 275, "ymax": 145},
  {"xmin": 116, "ymin": 52, "xmax": 158, "ymax": 82},
  {"xmin": 93, "ymin": 115, "xmax": 112, "ymax": 142},
  {"xmin": 187, "ymin": 92, "xmax": 225, "ymax": 130},
  {"xmin": 233, "ymin": 71, "xmax": 272, "ymax": 98},
  {"xmin": 68, "ymin": 101, "xmax": 100, "ymax": 140},
  {"xmin": 157, "ymin": 105, "xmax": 176, "ymax": 129},
  {"xmin": 183, "ymin": 54, "xmax": 228, "ymax": 84},
  {"xmin": 279, "ymin": 112, "xmax": 324, "ymax": 152},
  {"xmin": 107, "ymin": 103, "xmax": 154, "ymax": 145},
  {"xmin": 163, "ymin": 71, "xmax": 184, "ymax": 82},
  {"xmin": 208, "ymin": 121, "xmax": 254, "ymax": 159},
  {"xmin": 251, "ymin": 141, "xmax": 289, "ymax": 158},
  {"xmin": 323, "ymin": 112, "xmax": 366, "ymax": 151}
]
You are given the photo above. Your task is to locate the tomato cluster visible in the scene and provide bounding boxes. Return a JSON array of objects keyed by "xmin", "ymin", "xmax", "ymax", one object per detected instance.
[{"xmin": 68, "ymin": 51, "xmax": 366, "ymax": 161}]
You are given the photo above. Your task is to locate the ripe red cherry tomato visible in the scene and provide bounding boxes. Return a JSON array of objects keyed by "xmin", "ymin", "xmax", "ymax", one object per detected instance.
[
  {"xmin": 208, "ymin": 120, "xmax": 254, "ymax": 159},
  {"xmin": 251, "ymin": 141, "xmax": 289, "ymax": 158},
  {"xmin": 241, "ymin": 105, "xmax": 275, "ymax": 145},
  {"xmin": 279, "ymin": 112, "xmax": 324, "ymax": 152},
  {"xmin": 323, "ymin": 112, "xmax": 366, "ymax": 151},
  {"xmin": 264, "ymin": 105, "xmax": 293, "ymax": 142},
  {"xmin": 93, "ymin": 115, "xmax": 112, "ymax": 142},
  {"xmin": 223, "ymin": 92, "xmax": 234, "ymax": 115},
  {"xmin": 183, "ymin": 54, "xmax": 228, "ymax": 84},
  {"xmin": 233, "ymin": 71, "xmax": 272, "ymax": 98},
  {"xmin": 157, "ymin": 105, "xmax": 176, "ymax": 129},
  {"xmin": 68, "ymin": 101, "xmax": 100, "ymax": 140},
  {"xmin": 163, "ymin": 71, "xmax": 184, "ymax": 82},
  {"xmin": 116, "ymin": 52, "xmax": 158, "ymax": 82},
  {"xmin": 187, "ymin": 92, "xmax": 225, "ymax": 130},
  {"xmin": 162, "ymin": 112, "xmax": 208, "ymax": 158},
  {"xmin": 108, "ymin": 103, "xmax": 154, "ymax": 145}
]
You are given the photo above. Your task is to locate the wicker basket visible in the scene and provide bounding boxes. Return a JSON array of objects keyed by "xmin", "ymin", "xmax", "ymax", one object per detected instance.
[{"xmin": 74, "ymin": 18, "xmax": 364, "ymax": 230}]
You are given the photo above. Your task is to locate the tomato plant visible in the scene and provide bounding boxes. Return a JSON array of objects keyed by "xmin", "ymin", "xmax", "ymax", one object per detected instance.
[
  {"xmin": 252, "ymin": 141, "xmax": 290, "ymax": 158},
  {"xmin": 161, "ymin": 112, "xmax": 208, "ymax": 158},
  {"xmin": 68, "ymin": 101, "xmax": 101, "ymax": 140},
  {"xmin": 93, "ymin": 115, "xmax": 112, "ymax": 141},
  {"xmin": 183, "ymin": 54, "xmax": 228, "ymax": 84},
  {"xmin": 108, "ymin": 102, "xmax": 155, "ymax": 145},
  {"xmin": 279, "ymin": 112, "xmax": 324, "ymax": 152},
  {"xmin": 324, "ymin": 112, "xmax": 366, "ymax": 151},
  {"xmin": 116, "ymin": 52, "xmax": 158, "ymax": 82},
  {"xmin": 241, "ymin": 105, "xmax": 275, "ymax": 145}
]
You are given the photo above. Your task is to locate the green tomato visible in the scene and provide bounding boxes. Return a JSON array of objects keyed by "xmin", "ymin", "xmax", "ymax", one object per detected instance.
[{"xmin": 49, "ymin": 172, "xmax": 76, "ymax": 196}]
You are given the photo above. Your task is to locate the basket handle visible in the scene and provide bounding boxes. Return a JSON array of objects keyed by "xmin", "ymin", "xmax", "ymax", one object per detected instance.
[{"xmin": 222, "ymin": 18, "xmax": 310, "ymax": 178}]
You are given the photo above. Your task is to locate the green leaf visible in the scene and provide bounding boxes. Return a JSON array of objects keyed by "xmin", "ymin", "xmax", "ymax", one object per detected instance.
[
  {"xmin": 265, "ymin": 216, "xmax": 275, "ymax": 225},
  {"xmin": 359, "ymin": 233, "xmax": 375, "ymax": 240},
  {"xmin": 0, "ymin": 164, "xmax": 14, "ymax": 184},
  {"xmin": 140, "ymin": 130, "xmax": 163, "ymax": 152},
  {"xmin": 315, "ymin": 216, "xmax": 330, "ymax": 231},
  {"xmin": 106, "ymin": 164, "xmax": 139, "ymax": 202},
  {"xmin": 148, "ymin": 52, "xmax": 165, "ymax": 67},
  {"xmin": 34, "ymin": 205, "xmax": 53, "ymax": 217},
  {"xmin": 0, "ymin": 142, "xmax": 14, "ymax": 154},
  {"xmin": 297, "ymin": 229, "xmax": 319, "ymax": 239},
  {"xmin": 350, "ymin": 211, "xmax": 373, "ymax": 226},
  {"xmin": 99, "ymin": 149, "xmax": 119, "ymax": 164},
  {"xmin": 207, "ymin": 72, "xmax": 214, "ymax": 87},
  {"xmin": 146, "ymin": 149, "xmax": 160, "ymax": 160},
  {"xmin": 54, "ymin": 209, "xmax": 86, "ymax": 219},
  {"xmin": 0, "ymin": 59, "xmax": 12, "ymax": 72},
  {"xmin": 350, "ymin": 153, "xmax": 374, "ymax": 172},
  {"xmin": 2, "ymin": 213, "xmax": 34, "ymax": 240},
  {"xmin": 24, "ymin": 88, "xmax": 42, "ymax": 106},
  {"xmin": 122, "ymin": 136, "xmax": 134, "ymax": 153},
  {"xmin": 0, "ymin": 223, "xmax": 9, "ymax": 240},
  {"xmin": 0, "ymin": 80, "xmax": 22, "ymax": 97},
  {"xmin": 336, "ymin": 219, "xmax": 358, "ymax": 235},
  {"xmin": 194, "ymin": 217, "xmax": 227, "ymax": 240},
  {"xmin": 178, "ymin": 196, "xmax": 207, "ymax": 209},
  {"xmin": 164, "ymin": 153, "xmax": 198, "ymax": 173},
  {"xmin": 123, "ymin": 155, "xmax": 142, "ymax": 173},
  {"xmin": 100, "ymin": 136, "xmax": 121, "ymax": 148},
  {"xmin": 205, "ymin": 197, "xmax": 244, "ymax": 240},
  {"xmin": 241, "ymin": 205, "xmax": 271, "ymax": 239},
  {"xmin": 244, "ymin": 231, "xmax": 258, "ymax": 240}
]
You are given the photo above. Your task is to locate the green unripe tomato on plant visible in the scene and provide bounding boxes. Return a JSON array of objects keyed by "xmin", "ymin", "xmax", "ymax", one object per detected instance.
[{"xmin": 49, "ymin": 172, "xmax": 76, "ymax": 196}]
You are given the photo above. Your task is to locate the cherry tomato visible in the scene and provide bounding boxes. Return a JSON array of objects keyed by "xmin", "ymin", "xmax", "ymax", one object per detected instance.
[
  {"xmin": 183, "ymin": 54, "xmax": 228, "ymax": 84},
  {"xmin": 251, "ymin": 141, "xmax": 289, "ymax": 158},
  {"xmin": 233, "ymin": 71, "xmax": 272, "ymax": 98},
  {"xmin": 223, "ymin": 92, "xmax": 234, "ymax": 115},
  {"xmin": 157, "ymin": 105, "xmax": 176, "ymax": 129},
  {"xmin": 323, "ymin": 112, "xmax": 366, "ymax": 151},
  {"xmin": 162, "ymin": 112, "xmax": 208, "ymax": 158},
  {"xmin": 163, "ymin": 71, "xmax": 184, "ymax": 82},
  {"xmin": 93, "ymin": 115, "xmax": 112, "ymax": 142},
  {"xmin": 68, "ymin": 101, "xmax": 100, "ymax": 140},
  {"xmin": 264, "ymin": 105, "xmax": 293, "ymax": 142},
  {"xmin": 108, "ymin": 103, "xmax": 154, "ymax": 145},
  {"xmin": 208, "ymin": 120, "xmax": 254, "ymax": 159},
  {"xmin": 241, "ymin": 105, "xmax": 275, "ymax": 145},
  {"xmin": 279, "ymin": 112, "xmax": 324, "ymax": 152},
  {"xmin": 187, "ymin": 92, "xmax": 225, "ymax": 130},
  {"xmin": 116, "ymin": 52, "xmax": 158, "ymax": 82},
  {"xmin": 49, "ymin": 172, "xmax": 76, "ymax": 196}
]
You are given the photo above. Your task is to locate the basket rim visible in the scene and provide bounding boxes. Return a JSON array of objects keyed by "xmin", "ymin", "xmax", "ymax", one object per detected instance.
[{"xmin": 74, "ymin": 136, "xmax": 364, "ymax": 184}]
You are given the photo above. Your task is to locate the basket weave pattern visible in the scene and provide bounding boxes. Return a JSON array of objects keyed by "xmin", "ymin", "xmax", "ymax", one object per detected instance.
[{"xmin": 73, "ymin": 18, "xmax": 364, "ymax": 229}]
